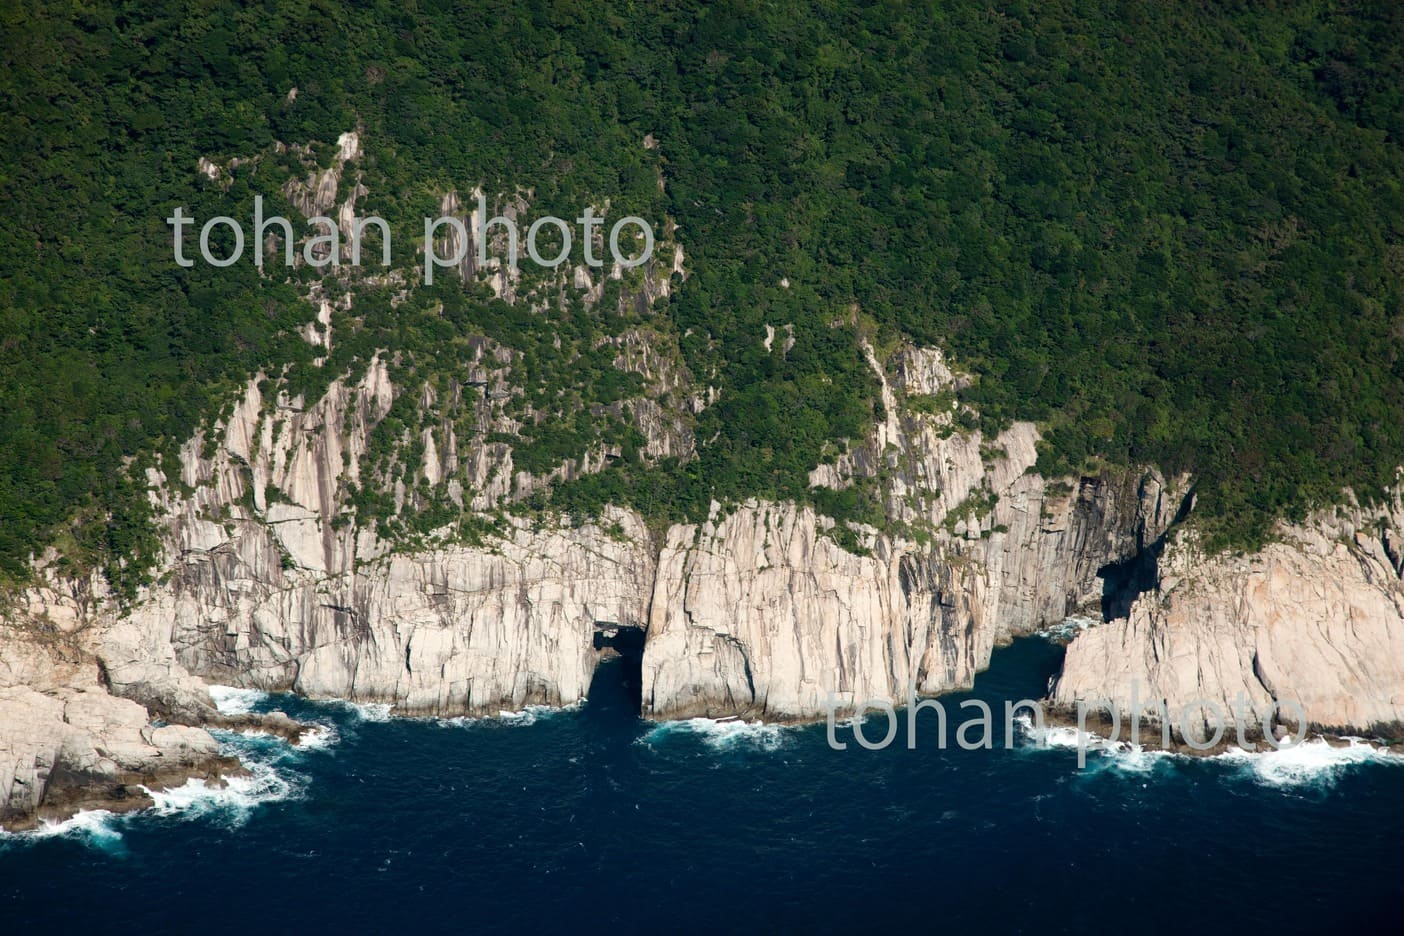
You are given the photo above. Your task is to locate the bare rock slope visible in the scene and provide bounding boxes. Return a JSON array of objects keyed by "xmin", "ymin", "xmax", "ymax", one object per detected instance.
[
  {"xmin": 1052, "ymin": 509, "xmax": 1404, "ymax": 742},
  {"xmin": 4, "ymin": 140, "xmax": 1398, "ymax": 820}
]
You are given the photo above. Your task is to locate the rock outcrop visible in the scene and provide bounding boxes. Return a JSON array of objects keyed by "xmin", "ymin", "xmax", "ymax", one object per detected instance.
[
  {"xmin": 6, "ymin": 130, "xmax": 1399, "ymax": 826},
  {"xmin": 0, "ymin": 623, "xmax": 234, "ymax": 831},
  {"xmin": 1051, "ymin": 507, "xmax": 1404, "ymax": 744}
]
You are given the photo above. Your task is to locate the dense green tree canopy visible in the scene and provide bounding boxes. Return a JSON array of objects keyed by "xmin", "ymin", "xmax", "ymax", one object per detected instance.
[{"xmin": 1, "ymin": 0, "xmax": 1401, "ymax": 594}]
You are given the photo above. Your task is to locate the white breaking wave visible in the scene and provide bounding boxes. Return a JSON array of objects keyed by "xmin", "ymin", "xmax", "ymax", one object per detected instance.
[
  {"xmin": 440, "ymin": 703, "xmax": 577, "ymax": 728},
  {"xmin": 1016, "ymin": 714, "xmax": 1403, "ymax": 785},
  {"xmin": 1035, "ymin": 616, "xmax": 1099, "ymax": 641},
  {"xmin": 0, "ymin": 809, "xmax": 126, "ymax": 850},
  {"xmin": 323, "ymin": 699, "xmax": 393, "ymax": 723},
  {"xmin": 145, "ymin": 730, "xmax": 306, "ymax": 828},
  {"xmin": 1217, "ymin": 737, "xmax": 1404, "ymax": 788},
  {"xmin": 495, "ymin": 707, "xmax": 542, "ymax": 726},
  {"xmin": 639, "ymin": 717, "xmax": 791, "ymax": 752},
  {"xmin": 142, "ymin": 761, "xmax": 298, "ymax": 828},
  {"xmin": 1015, "ymin": 714, "xmax": 1172, "ymax": 773},
  {"xmin": 207, "ymin": 684, "xmax": 270, "ymax": 715},
  {"xmin": 496, "ymin": 704, "xmax": 566, "ymax": 726},
  {"xmin": 294, "ymin": 724, "xmax": 337, "ymax": 750}
]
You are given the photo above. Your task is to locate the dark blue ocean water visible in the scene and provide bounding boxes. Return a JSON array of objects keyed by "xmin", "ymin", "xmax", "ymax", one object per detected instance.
[{"xmin": 3, "ymin": 636, "xmax": 1402, "ymax": 934}]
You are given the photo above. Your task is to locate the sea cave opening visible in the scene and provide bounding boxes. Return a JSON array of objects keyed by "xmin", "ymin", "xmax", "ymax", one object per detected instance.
[{"xmin": 588, "ymin": 623, "xmax": 646, "ymax": 716}]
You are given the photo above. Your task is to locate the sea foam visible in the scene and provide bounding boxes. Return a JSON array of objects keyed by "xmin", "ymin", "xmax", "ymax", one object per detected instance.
[
  {"xmin": 1034, "ymin": 615, "xmax": 1098, "ymax": 642},
  {"xmin": 142, "ymin": 764, "xmax": 298, "ymax": 828},
  {"xmin": 639, "ymin": 717, "xmax": 791, "ymax": 752},
  {"xmin": 207, "ymin": 684, "xmax": 270, "ymax": 715},
  {"xmin": 1217, "ymin": 737, "xmax": 1403, "ymax": 788},
  {"xmin": 1015, "ymin": 714, "xmax": 1172, "ymax": 773},
  {"xmin": 1017, "ymin": 714, "xmax": 1403, "ymax": 785},
  {"xmin": 438, "ymin": 702, "xmax": 581, "ymax": 729},
  {"xmin": 0, "ymin": 809, "xmax": 127, "ymax": 851},
  {"xmin": 322, "ymin": 699, "xmax": 393, "ymax": 723}
]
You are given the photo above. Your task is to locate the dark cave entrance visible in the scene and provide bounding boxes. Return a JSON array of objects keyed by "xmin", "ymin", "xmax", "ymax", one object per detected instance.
[{"xmin": 588, "ymin": 623, "xmax": 645, "ymax": 715}]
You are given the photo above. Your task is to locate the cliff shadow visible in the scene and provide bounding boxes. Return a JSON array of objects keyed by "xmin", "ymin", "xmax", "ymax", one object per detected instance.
[
  {"xmin": 1097, "ymin": 539, "xmax": 1164, "ymax": 621},
  {"xmin": 1097, "ymin": 486, "xmax": 1195, "ymax": 621},
  {"xmin": 588, "ymin": 624, "xmax": 645, "ymax": 716}
]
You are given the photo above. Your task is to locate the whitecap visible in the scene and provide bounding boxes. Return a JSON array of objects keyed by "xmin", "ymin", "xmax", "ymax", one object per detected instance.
[
  {"xmin": 439, "ymin": 702, "xmax": 577, "ymax": 728},
  {"xmin": 132, "ymin": 728, "xmax": 307, "ymax": 832},
  {"xmin": 141, "ymin": 763, "xmax": 296, "ymax": 828},
  {"xmin": 1216, "ymin": 737, "xmax": 1403, "ymax": 789},
  {"xmin": 1035, "ymin": 615, "xmax": 1099, "ymax": 642},
  {"xmin": 293, "ymin": 724, "xmax": 338, "ymax": 751},
  {"xmin": 496, "ymin": 709, "xmax": 537, "ymax": 726},
  {"xmin": 495, "ymin": 704, "xmax": 565, "ymax": 726},
  {"xmin": 1014, "ymin": 714, "xmax": 1173, "ymax": 772},
  {"xmin": 0, "ymin": 809, "xmax": 127, "ymax": 850},
  {"xmin": 1016, "ymin": 714, "xmax": 1404, "ymax": 784},
  {"xmin": 353, "ymin": 702, "xmax": 393, "ymax": 722},
  {"xmin": 319, "ymin": 699, "xmax": 393, "ymax": 722},
  {"xmin": 639, "ymin": 717, "xmax": 790, "ymax": 752},
  {"xmin": 207, "ymin": 684, "xmax": 269, "ymax": 715}
]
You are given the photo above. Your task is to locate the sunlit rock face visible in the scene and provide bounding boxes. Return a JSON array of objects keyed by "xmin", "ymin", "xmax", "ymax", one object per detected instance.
[{"xmin": 1052, "ymin": 508, "xmax": 1404, "ymax": 741}]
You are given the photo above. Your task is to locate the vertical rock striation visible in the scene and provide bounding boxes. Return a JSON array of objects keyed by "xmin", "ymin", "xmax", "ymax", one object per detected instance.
[
  {"xmin": 1051, "ymin": 508, "xmax": 1404, "ymax": 741},
  {"xmin": 10, "ymin": 299, "xmax": 1399, "ymax": 825}
]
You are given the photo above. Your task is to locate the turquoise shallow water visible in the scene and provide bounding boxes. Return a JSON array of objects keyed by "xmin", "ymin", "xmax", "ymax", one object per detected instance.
[{"xmin": 3, "ymin": 636, "xmax": 1401, "ymax": 933}]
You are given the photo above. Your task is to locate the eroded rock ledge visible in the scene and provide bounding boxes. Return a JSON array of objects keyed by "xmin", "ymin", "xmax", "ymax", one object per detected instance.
[{"xmin": 0, "ymin": 623, "xmax": 300, "ymax": 832}]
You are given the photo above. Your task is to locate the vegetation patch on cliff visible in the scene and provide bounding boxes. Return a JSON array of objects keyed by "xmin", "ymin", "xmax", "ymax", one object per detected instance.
[{"xmin": 1, "ymin": 1, "xmax": 1402, "ymax": 596}]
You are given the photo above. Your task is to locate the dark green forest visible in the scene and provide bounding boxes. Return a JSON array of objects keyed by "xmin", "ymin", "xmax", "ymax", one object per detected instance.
[{"xmin": 2, "ymin": 0, "xmax": 1402, "ymax": 595}]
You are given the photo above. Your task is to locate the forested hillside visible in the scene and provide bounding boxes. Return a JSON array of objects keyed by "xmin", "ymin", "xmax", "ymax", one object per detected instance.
[{"xmin": 1, "ymin": 0, "xmax": 1401, "ymax": 595}]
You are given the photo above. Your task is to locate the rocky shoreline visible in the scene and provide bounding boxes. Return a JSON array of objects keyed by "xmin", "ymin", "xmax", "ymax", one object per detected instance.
[
  {"xmin": 1049, "ymin": 512, "xmax": 1404, "ymax": 748},
  {"xmin": 6, "ymin": 337, "xmax": 1404, "ymax": 828},
  {"xmin": 3, "ymin": 755, "xmax": 248, "ymax": 834},
  {"xmin": 1037, "ymin": 706, "xmax": 1404, "ymax": 759},
  {"xmin": 0, "ymin": 621, "xmax": 310, "ymax": 832}
]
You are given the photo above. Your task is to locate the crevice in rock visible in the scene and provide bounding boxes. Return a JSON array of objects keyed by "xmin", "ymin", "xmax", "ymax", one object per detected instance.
[
  {"xmin": 716, "ymin": 633, "xmax": 757, "ymax": 710},
  {"xmin": 1097, "ymin": 486, "xmax": 1194, "ymax": 622},
  {"xmin": 1381, "ymin": 528, "xmax": 1404, "ymax": 577},
  {"xmin": 1097, "ymin": 539, "xmax": 1165, "ymax": 622}
]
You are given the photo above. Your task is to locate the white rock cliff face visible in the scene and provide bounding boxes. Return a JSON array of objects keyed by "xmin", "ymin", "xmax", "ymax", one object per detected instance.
[
  {"xmin": 5, "ymin": 323, "xmax": 1398, "ymax": 825},
  {"xmin": 161, "ymin": 506, "xmax": 656, "ymax": 716},
  {"xmin": 0, "ymin": 332, "xmax": 1188, "ymax": 826},
  {"xmin": 128, "ymin": 333, "xmax": 1179, "ymax": 724},
  {"xmin": 641, "ymin": 503, "xmax": 977, "ymax": 720},
  {"xmin": 1052, "ymin": 511, "xmax": 1404, "ymax": 741},
  {"xmin": 639, "ymin": 465, "xmax": 1179, "ymax": 720}
]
